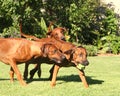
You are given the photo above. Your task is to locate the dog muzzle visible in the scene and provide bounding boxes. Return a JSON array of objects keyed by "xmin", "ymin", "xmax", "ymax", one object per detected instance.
[{"xmin": 76, "ymin": 64, "xmax": 85, "ymax": 70}]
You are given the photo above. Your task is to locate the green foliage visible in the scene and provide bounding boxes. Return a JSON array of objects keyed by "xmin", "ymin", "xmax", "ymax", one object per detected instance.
[
  {"xmin": 83, "ymin": 45, "xmax": 98, "ymax": 56},
  {"xmin": 98, "ymin": 34, "xmax": 120, "ymax": 54},
  {"xmin": 97, "ymin": 5, "xmax": 118, "ymax": 37},
  {"xmin": 68, "ymin": 1, "xmax": 119, "ymax": 45},
  {"xmin": 33, "ymin": 17, "xmax": 48, "ymax": 38},
  {"xmin": 95, "ymin": 4, "xmax": 119, "ymax": 54},
  {"xmin": 0, "ymin": 0, "xmax": 120, "ymax": 54},
  {"xmin": 0, "ymin": 0, "xmax": 43, "ymax": 37},
  {"xmin": 1, "ymin": 15, "xmax": 20, "ymax": 37},
  {"xmin": 68, "ymin": 0, "xmax": 99, "ymax": 43}
]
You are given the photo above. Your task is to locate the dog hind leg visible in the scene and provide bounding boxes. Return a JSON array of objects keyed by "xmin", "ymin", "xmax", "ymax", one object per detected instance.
[
  {"xmin": 9, "ymin": 67, "xmax": 14, "ymax": 82},
  {"xmin": 30, "ymin": 64, "xmax": 41, "ymax": 79},
  {"xmin": 10, "ymin": 60, "xmax": 26, "ymax": 86},
  {"xmin": 23, "ymin": 63, "xmax": 29, "ymax": 80},
  {"xmin": 37, "ymin": 64, "xmax": 41, "ymax": 78}
]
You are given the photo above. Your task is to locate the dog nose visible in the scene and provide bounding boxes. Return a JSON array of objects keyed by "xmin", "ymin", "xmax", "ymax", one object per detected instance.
[
  {"xmin": 83, "ymin": 60, "xmax": 89, "ymax": 66},
  {"xmin": 61, "ymin": 36, "xmax": 66, "ymax": 41},
  {"xmin": 61, "ymin": 55, "xmax": 66, "ymax": 60},
  {"xmin": 57, "ymin": 55, "xmax": 66, "ymax": 64}
]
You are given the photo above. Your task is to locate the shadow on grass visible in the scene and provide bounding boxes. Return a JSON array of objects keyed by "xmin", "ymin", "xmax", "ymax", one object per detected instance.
[
  {"xmin": 0, "ymin": 78, "xmax": 10, "ymax": 81},
  {"xmin": 0, "ymin": 78, "xmax": 18, "ymax": 81},
  {"xmin": 0, "ymin": 75, "xmax": 104, "ymax": 85},
  {"xmin": 26, "ymin": 74, "xmax": 104, "ymax": 85}
]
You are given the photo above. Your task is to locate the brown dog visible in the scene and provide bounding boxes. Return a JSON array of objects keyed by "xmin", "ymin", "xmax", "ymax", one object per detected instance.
[
  {"xmin": 47, "ymin": 27, "xmax": 66, "ymax": 41},
  {"xmin": 0, "ymin": 38, "xmax": 65, "ymax": 85},
  {"xmin": 20, "ymin": 34, "xmax": 89, "ymax": 88},
  {"xmin": 49, "ymin": 46, "xmax": 89, "ymax": 87},
  {"xmin": 46, "ymin": 21, "xmax": 66, "ymax": 41},
  {"xmin": 19, "ymin": 23, "xmax": 67, "ymax": 79}
]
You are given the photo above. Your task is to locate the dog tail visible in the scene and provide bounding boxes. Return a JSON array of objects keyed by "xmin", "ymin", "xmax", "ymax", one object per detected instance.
[
  {"xmin": 46, "ymin": 21, "xmax": 54, "ymax": 37},
  {"xmin": 19, "ymin": 22, "xmax": 39, "ymax": 41},
  {"xmin": 47, "ymin": 21, "xmax": 54, "ymax": 33}
]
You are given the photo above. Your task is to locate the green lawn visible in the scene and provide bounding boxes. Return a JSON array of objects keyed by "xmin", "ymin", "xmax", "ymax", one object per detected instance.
[{"xmin": 0, "ymin": 56, "xmax": 120, "ymax": 96}]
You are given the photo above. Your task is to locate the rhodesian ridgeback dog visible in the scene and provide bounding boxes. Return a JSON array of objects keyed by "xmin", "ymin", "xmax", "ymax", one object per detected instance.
[
  {"xmin": 46, "ymin": 21, "xmax": 66, "ymax": 41},
  {"xmin": 20, "ymin": 33, "xmax": 89, "ymax": 88},
  {"xmin": 0, "ymin": 38, "xmax": 65, "ymax": 86},
  {"xmin": 47, "ymin": 27, "xmax": 66, "ymax": 41},
  {"xmin": 19, "ymin": 23, "xmax": 66, "ymax": 79}
]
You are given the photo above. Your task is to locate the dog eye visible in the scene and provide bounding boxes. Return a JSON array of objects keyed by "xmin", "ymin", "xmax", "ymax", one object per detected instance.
[
  {"xmin": 79, "ymin": 54, "xmax": 83, "ymax": 57},
  {"xmin": 61, "ymin": 31, "xmax": 63, "ymax": 34},
  {"xmin": 55, "ymin": 33, "xmax": 58, "ymax": 36},
  {"xmin": 53, "ymin": 49, "xmax": 57, "ymax": 53}
]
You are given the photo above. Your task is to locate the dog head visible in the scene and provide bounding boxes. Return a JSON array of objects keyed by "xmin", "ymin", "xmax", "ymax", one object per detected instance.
[
  {"xmin": 41, "ymin": 43, "xmax": 66, "ymax": 63},
  {"xmin": 47, "ymin": 27, "xmax": 66, "ymax": 41},
  {"xmin": 64, "ymin": 46, "xmax": 89, "ymax": 66}
]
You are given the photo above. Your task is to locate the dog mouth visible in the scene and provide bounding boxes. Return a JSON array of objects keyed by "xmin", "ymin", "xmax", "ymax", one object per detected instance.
[
  {"xmin": 75, "ymin": 60, "xmax": 89, "ymax": 70},
  {"xmin": 76, "ymin": 60, "xmax": 89, "ymax": 66},
  {"xmin": 76, "ymin": 64, "xmax": 85, "ymax": 70},
  {"xmin": 51, "ymin": 58, "xmax": 62, "ymax": 63},
  {"xmin": 61, "ymin": 38, "xmax": 66, "ymax": 41},
  {"xmin": 83, "ymin": 60, "xmax": 89, "ymax": 66}
]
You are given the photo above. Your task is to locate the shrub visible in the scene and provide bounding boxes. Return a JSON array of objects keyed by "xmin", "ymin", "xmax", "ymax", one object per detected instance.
[
  {"xmin": 98, "ymin": 34, "xmax": 120, "ymax": 54},
  {"xmin": 83, "ymin": 45, "xmax": 98, "ymax": 56}
]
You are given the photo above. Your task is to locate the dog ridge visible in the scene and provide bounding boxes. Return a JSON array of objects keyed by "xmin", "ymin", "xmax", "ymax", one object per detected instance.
[{"xmin": 0, "ymin": 38, "xmax": 65, "ymax": 86}]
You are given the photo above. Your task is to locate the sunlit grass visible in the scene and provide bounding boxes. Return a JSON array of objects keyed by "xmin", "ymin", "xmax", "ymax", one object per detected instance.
[{"xmin": 0, "ymin": 56, "xmax": 120, "ymax": 96}]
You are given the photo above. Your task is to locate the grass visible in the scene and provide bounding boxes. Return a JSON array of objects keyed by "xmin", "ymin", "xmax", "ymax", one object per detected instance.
[{"xmin": 0, "ymin": 56, "xmax": 120, "ymax": 96}]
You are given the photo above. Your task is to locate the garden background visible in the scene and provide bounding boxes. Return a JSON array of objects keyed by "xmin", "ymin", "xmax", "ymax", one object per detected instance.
[
  {"xmin": 0, "ymin": 0, "xmax": 120, "ymax": 55},
  {"xmin": 0, "ymin": 0, "xmax": 120, "ymax": 96}
]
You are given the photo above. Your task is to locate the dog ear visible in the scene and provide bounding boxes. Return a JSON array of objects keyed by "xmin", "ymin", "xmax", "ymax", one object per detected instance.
[
  {"xmin": 64, "ymin": 49, "xmax": 75, "ymax": 60},
  {"xmin": 62, "ymin": 27, "xmax": 66, "ymax": 33},
  {"xmin": 64, "ymin": 49, "xmax": 73, "ymax": 55},
  {"xmin": 78, "ymin": 46, "xmax": 83, "ymax": 48},
  {"xmin": 46, "ymin": 31, "xmax": 52, "ymax": 37},
  {"xmin": 41, "ymin": 44, "xmax": 47, "ymax": 57}
]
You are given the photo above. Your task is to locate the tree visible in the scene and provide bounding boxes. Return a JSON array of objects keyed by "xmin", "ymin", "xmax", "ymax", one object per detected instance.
[{"xmin": 0, "ymin": 0, "xmax": 119, "ymax": 47}]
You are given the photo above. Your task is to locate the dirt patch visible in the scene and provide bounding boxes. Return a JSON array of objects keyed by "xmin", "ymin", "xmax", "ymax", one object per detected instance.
[{"xmin": 97, "ymin": 53, "xmax": 120, "ymax": 56}]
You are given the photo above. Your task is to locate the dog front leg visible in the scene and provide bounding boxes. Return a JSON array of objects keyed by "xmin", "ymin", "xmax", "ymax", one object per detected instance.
[
  {"xmin": 50, "ymin": 64, "xmax": 60, "ymax": 87},
  {"xmin": 77, "ymin": 69, "xmax": 89, "ymax": 88}
]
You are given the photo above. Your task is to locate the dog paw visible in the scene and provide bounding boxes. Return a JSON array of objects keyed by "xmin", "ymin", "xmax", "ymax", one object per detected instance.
[{"xmin": 50, "ymin": 82, "xmax": 56, "ymax": 87}]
